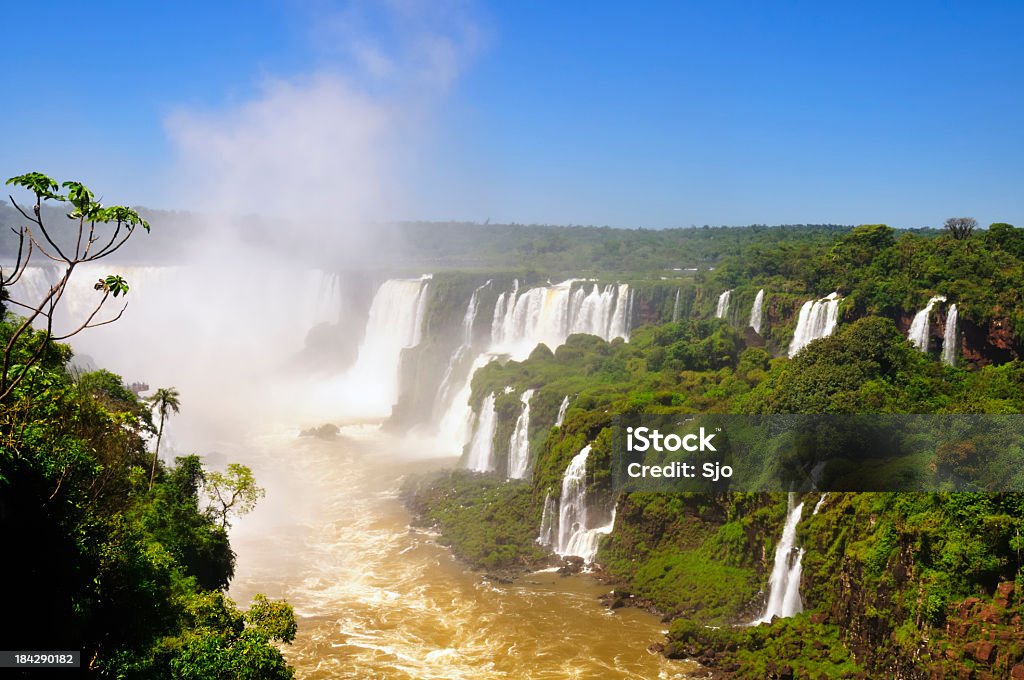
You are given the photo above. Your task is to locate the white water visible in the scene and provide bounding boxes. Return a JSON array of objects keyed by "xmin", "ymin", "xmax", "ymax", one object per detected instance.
[
  {"xmin": 537, "ymin": 491, "xmax": 558, "ymax": 547},
  {"xmin": 555, "ymin": 396, "xmax": 570, "ymax": 427},
  {"xmin": 340, "ymin": 276, "xmax": 432, "ymax": 418},
  {"xmin": 715, "ymin": 290, "xmax": 732, "ymax": 319},
  {"xmin": 464, "ymin": 392, "xmax": 497, "ymax": 472},
  {"xmin": 439, "ymin": 279, "xmax": 630, "ymax": 453},
  {"xmin": 753, "ymin": 493, "xmax": 806, "ymax": 624},
  {"xmin": 490, "ymin": 280, "xmax": 631, "ymax": 360},
  {"xmin": 672, "ymin": 288, "xmax": 682, "ymax": 323},
  {"xmin": 435, "ymin": 281, "xmax": 491, "ymax": 419},
  {"xmin": 749, "ymin": 288, "xmax": 765, "ymax": 334},
  {"xmin": 812, "ymin": 493, "xmax": 828, "ymax": 515},
  {"xmin": 552, "ymin": 445, "xmax": 615, "ymax": 563},
  {"xmin": 943, "ymin": 304, "xmax": 959, "ymax": 366},
  {"xmin": 507, "ymin": 389, "xmax": 536, "ymax": 480},
  {"xmin": 788, "ymin": 292, "xmax": 841, "ymax": 357},
  {"xmin": 907, "ymin": 295, "xmax": 946, "ymax": 352}
]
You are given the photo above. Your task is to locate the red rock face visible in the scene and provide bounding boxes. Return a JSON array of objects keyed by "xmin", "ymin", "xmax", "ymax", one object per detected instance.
[{"xmin": 960, "ymin": 316, "xmax": 1020, "ymax": 366}]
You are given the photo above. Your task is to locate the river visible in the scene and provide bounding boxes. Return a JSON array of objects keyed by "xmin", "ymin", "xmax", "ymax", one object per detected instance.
[{"xmin": 226, "ymin": 425, "xmax": 700, "ymax": 679}]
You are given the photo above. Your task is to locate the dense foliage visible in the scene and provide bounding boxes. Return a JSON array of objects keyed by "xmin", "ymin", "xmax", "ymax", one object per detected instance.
[{"xmin": 0, "ymin": 315, "xmax": 295, "ymax": 677}]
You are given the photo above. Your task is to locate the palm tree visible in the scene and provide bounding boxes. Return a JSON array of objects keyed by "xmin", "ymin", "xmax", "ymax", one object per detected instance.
[{"xmin": 148, "ymin": 387, "xmax": 181, "ymax": 490}]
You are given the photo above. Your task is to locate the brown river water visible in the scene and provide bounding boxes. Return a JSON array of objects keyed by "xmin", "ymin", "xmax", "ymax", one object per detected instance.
[{"xmin": 227, "ymin": 425, "xmax": 701, "ymax": 679}]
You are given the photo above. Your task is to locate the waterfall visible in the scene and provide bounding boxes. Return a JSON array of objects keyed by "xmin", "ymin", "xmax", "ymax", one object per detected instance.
[
  {"xmin": 507, "ymin": 389, "xmax": 536, "ymax": 479},
  {"xmin": 344, "ymin": 276, "xmax": 432, "ymax": 415},
  {"xmin": 537, "ymin": 491, "xmax": 558, "ymax": 547},
  {"xmin": 555, "ymin": 396, "xmax": 570, "ymax": 427},
  {"xmin": 715, "ymin": 290, "xmax": 732, "ymax": 319},
  {"xmin": 672, "ymin": 289, "xmax": 682, "ymax": 323},
  {"xmin": 753, "ymin": 493, "xmax": 806, "ymax": 624},
  {"xmin": 907, "ymin": 295, "xmax": 947, "ymax": 352},
  {"xmin": 465, "ymin": 392, "xmax": 498, "ymax": 472},
  {"xmin": 749, "ymin": 288, "xmax": 765, "ymax": 334},
  {"xmin": 490, "ymin": 279, "xmax": 631, "ymax": 360},
  {"xmin": 942, "ymin": 304, "xmax": 959, "ymax": 366},
  {"xmin": 788, "ymin": 292, "xmax": 841, "ymax": 357},
  {"xmin": 552, "ymin": 445, "xmax": 615, "ymax": 563},
  {"xmin": 441, "ymin": 279, "xmax": 630, "ymax": 451},
  {"xmin": 435, "ymin": 281, "xmax": 491, "ymax": 417},
  {"xmin": 812, "ymin": 493, "xmax": 828, "ymax": 515}
]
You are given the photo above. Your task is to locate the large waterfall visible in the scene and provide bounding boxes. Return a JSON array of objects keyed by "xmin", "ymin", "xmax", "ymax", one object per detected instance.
[
  {"xmin": 555, "ymin": 396, "xmax": 570, "ymax": 427},
  {"xmin": 943, "ymin": 304, "xmax": 959, "ymax": 366},
  {"xmin": 749, "ymin": 288, "xmax": 765, "ymax": 334},
  {"xmin": 788, "ymin": 292, "xmax": 841, "ymax": 357},
  {"xmin": 490, "ymin": 280, "xmax": 631, "ymax": 360},
  {"xmin": 715, "ymin": 290, "xmax": 732, "ymax": 319},
  {"xmin": 672, "ymin": 289, "xmax": 682, "ymax": 323},
  {"xmin": 548, "ymin": 444, "xmax": 616, "ymax": 563},
  {"xmin": 465, "ymin": 392, "xmax": 498, "ymax": 472},
  {"xmin": 907, "ymin": 295, "xmax": 947, "ymax": 352},
  {"xmin": 439, "ymin": 279, "xmax": 631, "ymax": 451},
  {"xmin": 753, "ymin": 493, "xmax": 806, "ymax": 624},
  {"xmin": 507, "ymin": 389, "xmax": 536, "ymax": 479},
  {"xmin": 344, "ymin": 276, "xmax": 432, "ymax": 416}
]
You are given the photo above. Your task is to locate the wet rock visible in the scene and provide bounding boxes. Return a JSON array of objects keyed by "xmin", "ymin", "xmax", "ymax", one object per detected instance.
[
  {"xmin": 557, "ymin": 556, "xmax": 585, "ymax": 575},
  {"xmin": 1010, "ymin": 662, "xmax": 1024, "ymax": 679},
  {"xmin": 300, "ymin": 423, "xmax": 339, "ymax": 440},
  {"xmin": 965, "ymin": 640, "xmax": 996, "ymax": 664}
]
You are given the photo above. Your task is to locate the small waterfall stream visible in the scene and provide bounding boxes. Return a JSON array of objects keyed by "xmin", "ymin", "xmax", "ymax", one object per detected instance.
[
  {"xmin": 753, "ymin": 492, "xmax": 806, "ymax": 624},
  {"xmin": 555, "ymin": 396, "xmax": 570, "ymax": 427},
  {"xmin": 465, "ymin": 392, "xmax": 498, "ymax": 472},
  {"xmin": 749, "ymin": 288, "xmax": 765, "ymax": 334},
  {"xmin": 942, "ymin": 304, "xmax": 959, "ymax": 366},
  {"xmin": 715, "ymin": 290, "xmax": 732, "ymax": 319},
  {"xmin": 507, "ymin": 389, "xmax": 536, "ymax": 479},
  {"xmin": 907, "ymin": 295, "xmax": 947, "ymax": 352},
  {"xmin": 788, "ymin": 293, "xmax": 841, "ymax": 357}
]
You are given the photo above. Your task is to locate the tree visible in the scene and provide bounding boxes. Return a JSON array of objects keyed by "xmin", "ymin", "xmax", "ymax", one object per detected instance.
[
  {"xmin": 1, "ymin": 172, "xmax": 149, "ymax": 402},
  {"xmin": 944, "ymin": 216, "xmax": 977, "ymax": 240},
  {"xmin": 148, "ymin": 387, "xmax": 181, "ymax": 490},
  {"xmin": 204, "ymin": 463, "xmax": 266, "ymax": 529}
]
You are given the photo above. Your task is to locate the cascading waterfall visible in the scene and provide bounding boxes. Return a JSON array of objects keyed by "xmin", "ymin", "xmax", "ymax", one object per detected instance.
[
  {"xmin": 715, "ymin": 290, "xmax": 732, "ymax": 319},
  {"xmin": 465, "ymin": 392, "xmax": 498, "ymax": 472},
  {"xmin": 344, "ymin": 276, "xmax": 432, "ymax": 415},
  {"xmin": 943, "ymin": 304, "xmax": 959, "ymax": 366},
  {"xmin": 435, "ymin": 281, "xmax": 491, "ymax": 417},
  {"xmin": 553, "ymin": 444, "xmax": 615, "ymax": 563},
  {"xmin": 907, "ymin": 295, "xmax": 947, "ymax": 352},
  {"xmin": 440, "ymin": 279, "xmax": 631, "ymax": 452},
  {"xmin": 753, "ymin": 492, "xmax": 806, "ymax": 624},
  {"xmin": 672, "ymin": 289, "xmax": 682, "ymax": 323},
  {"xmin": 490, "ymin": 279, "xmax": 631, "ymax": 360},
  {"xmin": 749, "ymin": 288, "xmax": 765, "ymax": 334},
  {"xmin": 555, "ymin": 396, "xmax": 570, "ymax": 427},
  {"xmin": 788, "ymin": 292, "xmax": 841, "ymax": 357},
  {"xmin": 507, "ymin": 389, "xmax": 536, "ymax": 479},
  {"xmin": 536, "ymin": 492, "xmax": 558, "ymax": 547}
]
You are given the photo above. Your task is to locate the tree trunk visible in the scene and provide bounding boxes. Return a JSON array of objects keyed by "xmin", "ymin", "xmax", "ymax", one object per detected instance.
[{"xmin": 149, "ymin": 415, "xmax": 164, "ymax": 491}]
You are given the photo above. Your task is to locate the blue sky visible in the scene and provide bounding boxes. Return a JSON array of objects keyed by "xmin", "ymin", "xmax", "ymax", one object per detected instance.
[{"xmin": 2, "ymin": 1, "xmax": 1022, "ymax": 228}]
